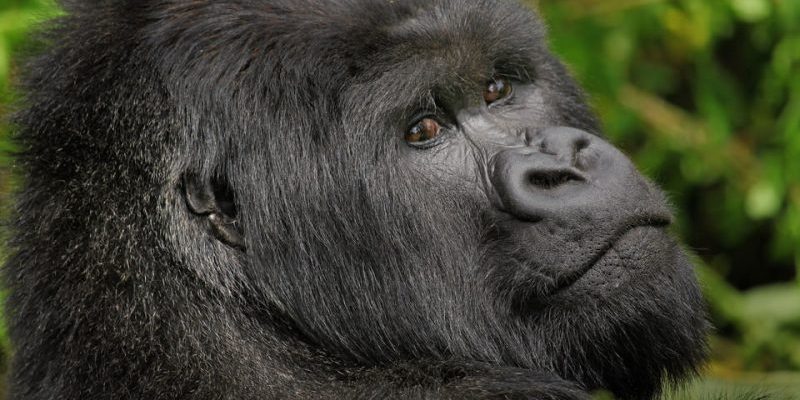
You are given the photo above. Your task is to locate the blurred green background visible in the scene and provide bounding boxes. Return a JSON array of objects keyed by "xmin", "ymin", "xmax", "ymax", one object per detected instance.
[{"xmin": 0, "ymin": 0, "xmax": 799, "ymax": 398}]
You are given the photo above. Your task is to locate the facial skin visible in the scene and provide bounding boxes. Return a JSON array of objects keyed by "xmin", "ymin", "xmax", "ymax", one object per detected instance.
[{"xmin": 6, "ymin": 0, "xmax": 708, "ymax": 399}]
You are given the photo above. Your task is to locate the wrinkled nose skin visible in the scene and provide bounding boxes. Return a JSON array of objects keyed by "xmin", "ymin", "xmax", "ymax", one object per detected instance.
[{"xmin": 490, "ymin": 127, "xmax": 671, "ymax": 229}]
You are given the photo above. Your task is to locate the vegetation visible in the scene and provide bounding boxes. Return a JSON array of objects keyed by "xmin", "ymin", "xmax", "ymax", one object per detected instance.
[{"xmin": 1, "ymin": 0, "xmax": 799, "ymax": 397}]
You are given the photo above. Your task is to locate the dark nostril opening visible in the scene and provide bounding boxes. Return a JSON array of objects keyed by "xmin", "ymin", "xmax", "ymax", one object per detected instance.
[
  {"xmin": 574, "ymin": 137, "xmax": 590, "ymax": 152},
  {"xmin": 526, "ymin": 169, "xmax": 585, "ymax": 190}
]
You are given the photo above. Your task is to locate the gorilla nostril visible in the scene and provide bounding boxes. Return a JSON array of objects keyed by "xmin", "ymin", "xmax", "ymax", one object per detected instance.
[
  {"xmin": 526, "ymin": 169, "xmax": 585, "ymax": 190},
  {"xmin": 574, "ymin": 137, "xmax": 590, "ymax": 152}
]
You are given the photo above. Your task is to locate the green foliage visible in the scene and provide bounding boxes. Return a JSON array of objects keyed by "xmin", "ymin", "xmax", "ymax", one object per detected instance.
[
  {"xmin": 0, "ymin": 0, "xmax": 61, "ymax": 373},
  {"xmin": 0, "ymin": 0, "xmax": 61, "ymax": 161}
]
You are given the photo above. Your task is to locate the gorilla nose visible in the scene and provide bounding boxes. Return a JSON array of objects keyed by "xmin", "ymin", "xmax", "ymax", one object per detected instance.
[
  {"xmin": 490, "ymin": 127, "xmax": 591, "ymax": 221},
  {"xmin": 490, "ymin": 127, "xmax": 646, "ymax": 223},
  {"xmin": 520, "ymin": 127, "xmax": 591, "ymax": 191}
]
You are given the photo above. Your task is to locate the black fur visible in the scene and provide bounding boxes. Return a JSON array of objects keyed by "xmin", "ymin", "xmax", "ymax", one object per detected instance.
[{"xmin": 5, "ymin": 0, "xmax": 708, "ymax": 399}]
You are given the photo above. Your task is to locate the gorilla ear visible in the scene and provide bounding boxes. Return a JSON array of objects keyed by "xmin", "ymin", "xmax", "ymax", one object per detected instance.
[{"xmin": 182, "ymin": 174, "xmax": 246, "ymax": 251}]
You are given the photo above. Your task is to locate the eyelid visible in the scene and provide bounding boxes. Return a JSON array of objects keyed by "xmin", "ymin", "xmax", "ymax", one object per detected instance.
[
  {"xmin": 407, "ymin": 111, "xmax": 451, "ymax": 132},
  {"xmin": 406, "ymin": 132, "xmax": 446, "ymax": 149},
  {"xmin": 408, "ymin": 110, "xmax": 438, "ymax": 124}
]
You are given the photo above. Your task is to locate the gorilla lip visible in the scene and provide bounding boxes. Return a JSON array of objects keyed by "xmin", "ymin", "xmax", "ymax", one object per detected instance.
[
  {"xmin": 488, "ymin": 211, "xmax": 672, "ymax": 302},
  {"xmin": 551, "ymin": 219, "xmax": 672, "ymax": 295}
]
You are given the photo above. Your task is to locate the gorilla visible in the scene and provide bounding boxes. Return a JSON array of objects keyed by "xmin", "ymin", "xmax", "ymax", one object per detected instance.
[{"xmin": 5, "ymin": 0, "xmax": 708, "ymax": 399}]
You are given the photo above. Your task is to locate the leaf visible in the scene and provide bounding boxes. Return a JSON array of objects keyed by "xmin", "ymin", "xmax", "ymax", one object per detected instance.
[{"xmin": 730, "ymin": 0, "xmax": 772, "ymax": 23}]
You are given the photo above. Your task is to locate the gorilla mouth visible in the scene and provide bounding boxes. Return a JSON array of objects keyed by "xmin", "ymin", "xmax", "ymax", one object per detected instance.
[
  {"xmin": 491, "ymin": 212, "xmax": 673, "ymax": 309},
  {"xmin": 551, "ymin": 219, "xmax": 672, "ymax": 295}
]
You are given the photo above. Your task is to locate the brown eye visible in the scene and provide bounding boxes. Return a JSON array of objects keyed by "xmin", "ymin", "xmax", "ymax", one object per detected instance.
[
  {"xmin": 483, "ymin": 77, "xmax": 512, "ymax": 104},
  {"xmin": 405, "ymin": 118, "xmax": 441, "ymax": 143}
]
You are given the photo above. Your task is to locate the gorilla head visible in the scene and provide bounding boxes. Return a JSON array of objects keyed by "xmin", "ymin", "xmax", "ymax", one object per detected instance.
[{"xmin": 6, "ymin": 0, "xmax": 708, "ymax": 399}]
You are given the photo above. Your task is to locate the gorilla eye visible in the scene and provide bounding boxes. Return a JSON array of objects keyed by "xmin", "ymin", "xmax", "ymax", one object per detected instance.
[
  {"xmin": 484, "ymin": 77, "xmax": 512, "ymax": 105},
  {"xmin": 405, "ymin": 117, "xmax": 442, "ymax": 144}
]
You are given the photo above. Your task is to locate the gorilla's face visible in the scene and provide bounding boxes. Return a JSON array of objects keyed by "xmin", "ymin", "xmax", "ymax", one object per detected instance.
[
  {"xmin": 165, "ymin": 0, "xmax": 708, "ymax": 397},
  {"xmin": 400, "ymin": 80, "xmax": 676, "ymax": 303}
]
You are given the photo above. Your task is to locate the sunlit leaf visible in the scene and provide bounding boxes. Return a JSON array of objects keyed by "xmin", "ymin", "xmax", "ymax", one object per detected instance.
[{"xmin": 730, "ymin": 0, "xmax": 771, "ymax": 23}]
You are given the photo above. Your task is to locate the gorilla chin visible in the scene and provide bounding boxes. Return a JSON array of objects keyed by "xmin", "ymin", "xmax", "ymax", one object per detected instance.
[
  {"xmin": 528, "ymin": 230, "xmax": 706, "ymax": 398},
  {"xmin": 6, "ymin": 0, "xmax": 708, "ymax": 399}
]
